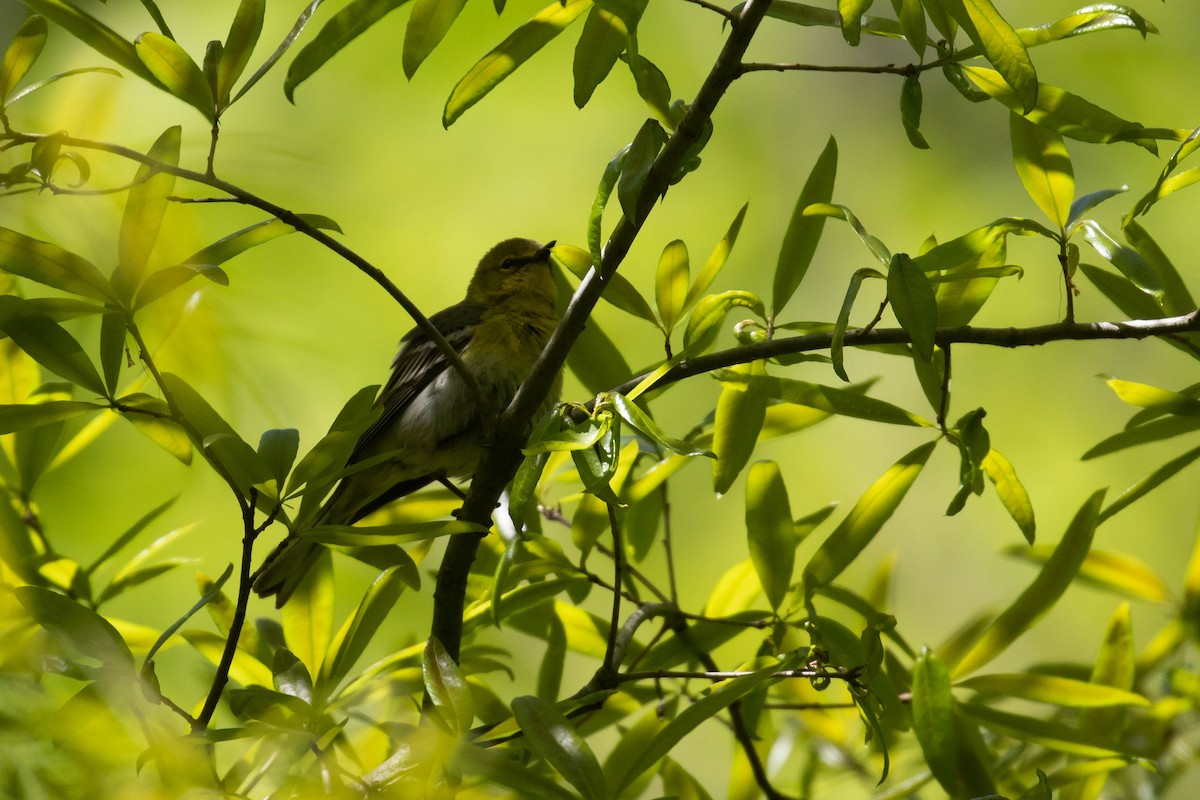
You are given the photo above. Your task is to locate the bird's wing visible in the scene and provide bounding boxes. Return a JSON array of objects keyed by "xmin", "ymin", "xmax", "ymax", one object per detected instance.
[{"xmin": 346, "ymin": 302, "xmax": 485, "ymax": 465}]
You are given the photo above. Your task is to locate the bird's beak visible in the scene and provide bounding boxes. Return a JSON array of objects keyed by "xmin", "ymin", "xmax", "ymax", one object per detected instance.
[{"xmin": 535, "ymin": 240, "xmax": 557, "ymax": 262}]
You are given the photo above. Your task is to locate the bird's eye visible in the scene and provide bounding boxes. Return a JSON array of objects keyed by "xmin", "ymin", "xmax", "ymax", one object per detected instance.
[{"xmin": 499, "ymin": 257, "xmax": 516, "ymax": 270}]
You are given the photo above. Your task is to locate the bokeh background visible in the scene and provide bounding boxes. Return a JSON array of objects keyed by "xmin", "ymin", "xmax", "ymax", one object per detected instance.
[{"xmin": 3, "ymin": 0, "xmax": 1200, "ymax": 795}]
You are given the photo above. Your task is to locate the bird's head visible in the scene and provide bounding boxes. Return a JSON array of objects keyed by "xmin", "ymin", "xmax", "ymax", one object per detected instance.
[{"xmin": 466, "ymin": 238, "xmax": 557, "ymax": 307}]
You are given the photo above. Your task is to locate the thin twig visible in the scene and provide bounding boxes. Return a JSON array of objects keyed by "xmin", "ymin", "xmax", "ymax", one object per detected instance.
[{"xmin": 601, "ymin": 504, "xmax": 624, "ymax": 681}]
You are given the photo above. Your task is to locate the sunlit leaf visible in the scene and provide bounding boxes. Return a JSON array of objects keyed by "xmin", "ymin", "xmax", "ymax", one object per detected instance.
[
  {"xmin": 285, "ymin": 0, "xmax": 413, "ymax": 101},
  {"xmin": 804, "ymin": 441, "xmax": 936, "ymax": 592},
  {"xmin": 0, "ymin": 14, "xmax": 48, "ymax": 101},
  {"xmin": 319, "ymin": 566, "xmax": 411, "ymax": 696},
  {"xmin": 16, "ymin": 585, "xmax": 134, "ymax": 670},
  {"xmin": 552, "ymin": 243, "xmax": 655, "ymax": 323},
  {"xmin": 684, "ymin": 202, "xmax": 748, "ymax": 311},
  {"xmin": 1010, "ymin": 112, "xmax": 1073, "ymax": 230},
  {"xmin": 982, "ymin": 447, "xmax": 1035, "ymax": 543},
  {"xmin": 953, "ymin": 490, "xmax": 1103, "ymax": 677},
  {"xmin": 135, "ymin": 34, "xmax": 214, "ymax": 120},
  {"xmin": 959, "ymin": 672, "xmax": 1148, "ymax": 707},
  {"xmin": 443, "ymin": 0, "xmax": 591, "ymax": 126},
  {"xmin": 682, "ymin": 290, "xmax": 765, "ymax": 357},
  {"xmin": 959, "ymin": 702, "xmax": 1130, "ymax": 758},
  {"xmin": 114, "ymin": 126, "xmax": 181, "ymax": 299},
  {"xmin": 711, "ymin": 362, "xmax": 767, "ymax": 495},
  {"xmin": 1078, "ymin": 220, "xmax": 1160, "ymax": 296},
  {"xmin": 655, "ymin": 239, "xmax": 689, "ymax": 334},
  {"xmin": 946, "ymin": 0, "xmax": 1037, "ymax": 112},
  {"xmin": 711, "ymin": 369, "xmax": 930, "ymax": 427}
]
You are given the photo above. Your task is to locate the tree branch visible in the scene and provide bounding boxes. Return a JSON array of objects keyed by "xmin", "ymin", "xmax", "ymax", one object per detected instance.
[{"xmin": 430, "ymin": 0, "xmax": 779, "ymax": 663}]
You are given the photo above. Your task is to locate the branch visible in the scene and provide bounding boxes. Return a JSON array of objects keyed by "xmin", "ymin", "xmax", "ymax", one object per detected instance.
[
  {"xmin": 609, "ymin": 311, "xmax": 1200, "ymax": 398},
  {"xmin": 430, "ymin": 0, "xmax": 778, "ymax": 665},
  {"xmin": 0, "ymin": 130, "xmax": 492, "ymax": 420}
]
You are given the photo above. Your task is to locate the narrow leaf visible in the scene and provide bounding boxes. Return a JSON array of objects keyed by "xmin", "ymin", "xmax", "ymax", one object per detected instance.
[
  {"xmin": 805, "ymin": 441, "xmax": 936, "ymax": 592},
  {"xmin": 443, "ymin": 0, "xmax": 590, "ymax": 127},
  {"xmin": 953, "ymin": 490, "xmax": 1103, "ymax": 677},
  {"xmin": 0, "ymin": 14, "xmax": 48, "ymax": 100},
  {"xmin": 958, "ymin": 673, "xmax": 1148, "ymax": 708},
  {"xmin": 512, "ymin": 695, "xmax": 606, "ymax": 800},
  {"xmin": 947, "ymin": 0, "xmax": 1037, "ymax": 112},
  {"xmin": 285, "ymin": 0, "xmax": 413, "ymax": 102},
  {"xmin": 21, "ymin": 0, "xmax": 157, "ymax": 84},
  {"xmin": 135, "ymin": 33, "xmax": 214, "ymax": 120},
  {"xmin": 424, "ymin": 637, "xmax": 474, "ymax": 735},
  {"xmin": 711, "ymin": 362, "xmax": 767, "ymax": 495},
  {"xmin": 404, "ymin": 0, "xmax": 469, "ymax": 78},
  {"xmin": 217, "ymin": 0, "xmax": 266, "ymax": 106},
  {"xmin": 115, "ymin": 126, "xmax": 181, "ymax": 297},
  {"xmin": 0, "ymin": 226, "xmax": 115, "ymax": 301},
  {"xmin": 0, "ymin": 296, "xmax": 104, "ymax": 395},
  {"xmin": 745, "ymin": 460, "xmax": 795, "ymax": 610},
  {"xmin": 982, "ymin": 448, "xmax": 1035, "ymax": 543},
  {"xmin": 655, "ymin": 239, "xmax": 689, "ymax": 333},
  {"xmin": 772, "ymin": 136, "xmax": 837, "ymax": 316},
  {"xmin": 911, "ymin": 648, "xmax": 958, "ymax": 794},
  {"xmin": 572, "ymin": 4, "xmax": 627, "ymax": 108},
  {"xmin": 887, "ymin": 253, "xmax": 938, "ymax": 361},
  {"xmin": 684, "ymin": 202, "xmax": 748, "ymax": 311}
]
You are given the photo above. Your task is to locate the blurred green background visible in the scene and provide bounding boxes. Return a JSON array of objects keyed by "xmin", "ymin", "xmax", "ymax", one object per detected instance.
[{"xmin": 3, "ymin": 1, "xmax": 1200, "ymax": 794}]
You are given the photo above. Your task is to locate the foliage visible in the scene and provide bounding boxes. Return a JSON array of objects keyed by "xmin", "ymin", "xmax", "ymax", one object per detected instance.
[{"xmin": 1, "ymin": 1, "xmax": 1200, "ymax": 798}]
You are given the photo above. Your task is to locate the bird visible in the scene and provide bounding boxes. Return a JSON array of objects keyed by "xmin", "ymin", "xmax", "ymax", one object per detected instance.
[{"xmin": 253, "ymin": 238, "xmax": 562, "ymax": 606}]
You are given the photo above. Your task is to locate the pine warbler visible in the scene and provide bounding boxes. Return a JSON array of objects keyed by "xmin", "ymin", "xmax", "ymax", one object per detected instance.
[{"xmin": 253, "ymin": 238, "xmax": 562, "ymax": 605}]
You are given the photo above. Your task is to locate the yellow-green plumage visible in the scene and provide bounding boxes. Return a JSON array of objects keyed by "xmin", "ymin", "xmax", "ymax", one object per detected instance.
[{"xmin": 253, "ymin": 238, "xmax": 561, "ymax": 605}]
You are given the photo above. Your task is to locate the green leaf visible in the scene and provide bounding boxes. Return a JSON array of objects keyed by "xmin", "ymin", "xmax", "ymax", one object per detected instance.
[
  {"xmin": 512, "ymin": 695, "xmax": 606, "ymax": 800},
  {"xmin": 655, "ymin": 239, "xmax": 689, "ymax": 334},
  {"xmin": 831, "ymin": 267, "xmax": 885, "ymax": 381},
  {"xmin": 15, "ymin": 585, "xmax": 134, "ymax": 670},
  {"xmin": 424, "ymin": 636, "xmax": 474, "ymax": 735},
  {"xmin": 1010, "ymin": 112, "xmax": 1073, "ymax": 230},
  {"xmin": 404, "ymin": 0, "xmax": 469, "ymax": 78},
  {"xmin": 982, "ymin": 447, "xmax": 1035, "ymax": 543},
  {"xmin": 1083, "ymin": 414, "xmax": 1200, "ymax": 459},
  {"xmin": 1077, "ymin": 263, "xmax": 1164, "ymax": 322},
  {"xmin": 772, "ymin": 136, "xmax": 837, "ymax": 317},
  {"xmin": 1105, "ymin": 377, "xmax": 1200, "ymax": 415},
  {"xmin": 0, "ymin": 296, "xmax": 104, "ymax": 395},
  {"xmin": 135, "ymin": 33, "xmax": 214, "ymax": 120},
  {"xmin": 552, "ymin": 243, "xmax": 655, "ymax": 324},
  {"xmin": 319, "ymin": 566, "xmax": 411, "ymax": 696},
  {"xmin": 1101, "ymin": 443, "xmax": 1200, "ymax": 524},
  {"xmin": 0, "ymin": 14, "xmax": 48, "ymax": 101},
  {"xmin": 745, "ymin": 461, "xmax": 795, "ymax": 611},
  {"xmin": 618, "ymin": 118, "xmax": 668, "ymax": 221},
  {"xmin": 258, "ymin": 428, "xmax": 300, "ymax": 487},
  {"xmin": 0, "ymin": 399, "xmax": 101, "ymax": 435},
  {"xmin": 302, "ymin": 519, "xmax": 483, "ymax": 546},
  {"xmin": 1068, "ymin": 187, "xmax": 1127, "ymax": 229},
  {"xmin": 945, "ymin": 0, "xmax": 1037, "ymax": 112},
  {"xmin": 587, "ymin": 146, "xmax": 627, "ymax": 264},
  {"xmin": 684, "ymin": 202, "xmax": 748, "ymax": 311},
  {"xmin": 891, "ymin": 0, "xmax": 926, "ymax": 54},
  {"xmin": 711, "ymin": 369, "xmax": 930, "ymax": 427},
  {"xmin": 953, "ymin": 489, "xmax": 1103, "ymax": 678},
  {"xmin": 962, "ymin": 67, "xmax": 1149, "ymax": 147},
  {"xmin": 285, "ymin": 0, "xmax": 413, "ymax": 102},
  {"xmin": 763, "ymin": 1, "xmax": 902, "ymax": 37},
  {"xmin": 911, "ymin": 648, "xmax": 958, "ymax": 795},
  {"xmin": 616, "ymin": 655, "xmax": 798, "ymax": 795},
  {"xmin": 1078, "ymin": 220, "xmax": 1160, "ymax": 297},
  {"xmin": 281, "ymin": 549, "xmax": 333, "ymax": 677},
  {"xmin": 98, "ymin": 312, "xmax": 125, "ymax": 396},
  {"xmin": 134, "ymin": 214, "xmax": 341, "ymax": 308},
  {"xmin": 609, "ymin": 393, "xmax": 712, "ymax": 458},
  {"xmin": 836, "ymin": 0, "xmax": 873, "ymax": 45},
  {"xmin": 572, "ymin": 4, "xmax": 629, "ymax": 108},
  {"xmin": 900, "ymin": 74, "xmax": 930, "ymax": 149},
  {"xmin": 1128, "ymin": 129, "xmax": 1200, "ymax": 218},
  {"xmin": 682, "ymin": 290, "xmax": 765, "ymax": 358},
  {"xmin": 116, "ymin": 392, "xmax": 192, "ymax": 463},
  {"xmin": 443, "ymin": 0, "xmax": 590, "ymax": 127},
  {"xmin": 627, "ymin": 53, "xmax": 674, "ymax": 128},
  {"xmin": 1008, "ymin": 545, "xmax": 1170, "ymax": 603},
  {"xmin": 450, "ymin": 739, "xmax": 579, "ymax": 800},
  {"xmin": 958, "ymin": 673, "xmax": 1148, "ymax": 708},
  {"xmin": 711, "ymin": 362, "xmax": 768, "ymax": 495},
  {"xmin": 887, "ymin": 253, "xmax": 938, "ymax": 362},
  {"xmin": 804, "ymin": 441, "xmax": 936, "ymax": 593},
  {"xmin": 217, "ymin": 0, "xmax": 266, "ymax": 106},
  {"xmin": 958, "ymin": 702, "xmax": 1129, "ymax": 758},
  {"xmin": 803, "ymin": 202, "xmax": 890, "ymax": 264},
  {"xmin": 0, "ymin": 226, "xmax": 115, "ymax": 302},
  {"xmin": 114, "ymin": 126, "xmax": 181, "ymax": 298},
  {"xmin": 1123, "ymin": 220, "xmax": 1195, "ymax": 315},
  {"xmin": 21, "ymin": 0, "xmax": 157, "ymax": 84},
  {"xmin": 159, "ymin": 372, "xmax": 271, "ymax": 492}
]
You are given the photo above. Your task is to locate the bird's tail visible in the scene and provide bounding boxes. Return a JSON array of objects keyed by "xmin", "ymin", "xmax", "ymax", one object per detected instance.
[{"xmin": 252, "ymin": 535, "xmax": 325, "ymax": 608}]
